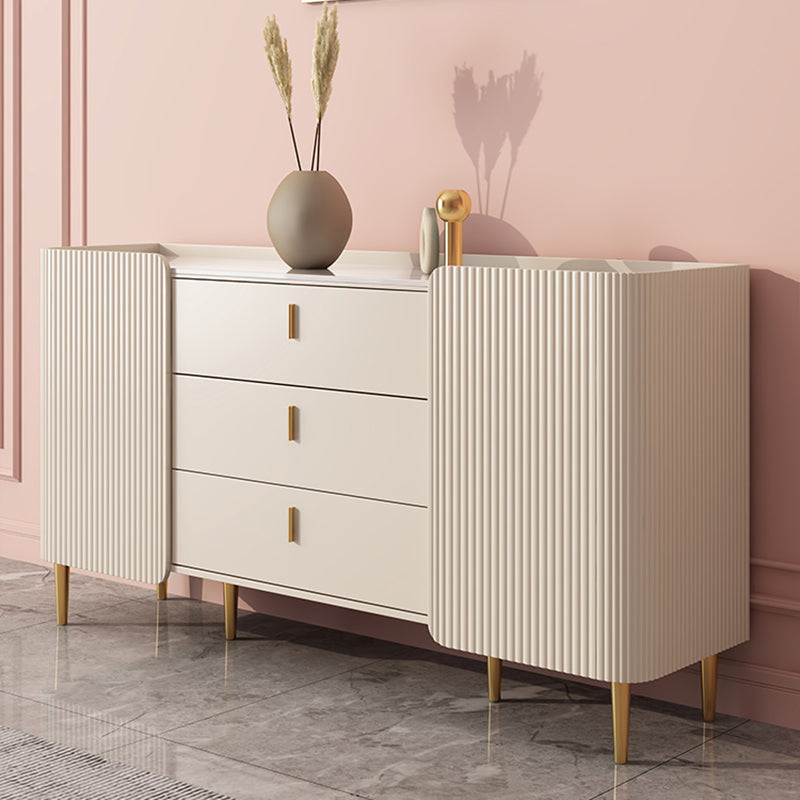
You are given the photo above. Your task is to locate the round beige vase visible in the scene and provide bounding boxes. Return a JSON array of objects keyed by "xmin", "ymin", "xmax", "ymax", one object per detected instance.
[{"xmin": 267, "ymin": 171, "xmax": 353, "ymax": 269}]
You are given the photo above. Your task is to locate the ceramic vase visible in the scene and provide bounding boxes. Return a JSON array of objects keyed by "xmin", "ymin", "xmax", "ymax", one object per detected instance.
[
  {"xmin": 419, "ymin": 207, "xmax": 440, "ymax": 274},
  {"xmin": 267, "ymin": 171, "xmax": 353, "ymax": 269}
]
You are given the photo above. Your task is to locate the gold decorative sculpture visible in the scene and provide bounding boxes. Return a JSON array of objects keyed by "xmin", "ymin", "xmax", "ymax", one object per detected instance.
[{"xmin": 436, "ymin": 190, "xmax": 471, "ymax": 266}]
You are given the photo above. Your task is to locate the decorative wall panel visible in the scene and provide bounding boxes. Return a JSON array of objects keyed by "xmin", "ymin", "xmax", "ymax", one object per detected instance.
[{"xmin": 0, "ymin": 0, "xmax": 21, "ymax": 480}]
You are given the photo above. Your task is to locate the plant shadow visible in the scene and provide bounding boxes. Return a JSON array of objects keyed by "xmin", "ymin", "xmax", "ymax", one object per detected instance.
[{"xmin": 452, "ymin": 51, "xmax": 542, "ymax": 256}]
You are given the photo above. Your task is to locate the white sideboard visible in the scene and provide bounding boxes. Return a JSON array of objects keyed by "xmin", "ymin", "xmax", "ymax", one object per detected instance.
[
  {"xmin": 41, "ymin": 244, "xmax": 750, "ymax": 763},
  {"xmin": 42, "ymin": 244, "xmax": 430, "ymax": 624}
]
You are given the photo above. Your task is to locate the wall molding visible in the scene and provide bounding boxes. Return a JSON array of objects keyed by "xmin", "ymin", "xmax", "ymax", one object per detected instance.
[
  {"xmin": 717, "ymin": 658, "xmax": 800, "ymax": 696},
  {"xmin": 0, "ymin": 515, "xmax": 38, "ymax": 540},
  {"xmin": 750, "ymin": 557, "xmax": 800, "ymax": 611},
  {"xmin": 634, "ymin": 655, "xmax": 800, "ymax": 731},
  {"xmin": 751, "ymin": 593, "xmax": 800, "ymax": 619},
  {"xmin": 0, "ymin": 0, "xmax": 21, "ymax": 481},
  {"xmin": 0, "ymin": 519, "xmax": 43, "ymax": 566},
  {"xmin": 60, "ymin": 0, "xmax": 70, "ymax": 245},
  {"xmin": 68, "ymin": 0, "xmax": 86, "ymax": 247},
  {"xmin": 60, "ymin": 0, "xmax": 86, "ymax": 247},
  {"xmin": 751, "ymin": 557, "xmax": 800, "ymax": 574}
]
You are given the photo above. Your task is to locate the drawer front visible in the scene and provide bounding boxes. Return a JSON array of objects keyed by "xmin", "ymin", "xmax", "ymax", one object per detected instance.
[
  {"xmin": 173, "ymin": 279, "xmax": 427, "ymax": 398},
  {"xmin": 173, "ymin": 375, "xmax": 427, "ymax": 506},
  {"xmin": 173, "ymin": 471, "xmax": 427, "ymax": 614}
]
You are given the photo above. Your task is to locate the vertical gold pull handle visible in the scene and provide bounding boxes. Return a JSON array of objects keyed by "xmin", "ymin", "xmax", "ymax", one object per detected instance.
[
  {"xmin": 288, "ymin": 405, "xmax": 296, "ymax": 441},
  {"xmin": 288, "ymin": 506, "xmax": 296, "ymax": 543},
  {"xmin": 288, "ymin": 303, "xmax": 297, "ymax": 339}
]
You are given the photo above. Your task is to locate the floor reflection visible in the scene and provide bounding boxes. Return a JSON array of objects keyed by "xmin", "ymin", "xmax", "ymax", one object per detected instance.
[{"xmin": 487, "ymin": 702, "xmax": 500, "ymax": 764}]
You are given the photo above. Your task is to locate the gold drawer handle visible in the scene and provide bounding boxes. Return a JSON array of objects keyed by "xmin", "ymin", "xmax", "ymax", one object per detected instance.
[
  {"xmin": 288, "ymin": 506, "xmax": 296, "ymax": 543},
  {"xmin": 288, "ymin": 405, "xmax": 296, "ymax": 441},
  {"xmin": 288, "ymin": 303, "xmax": 297, "ymax": 339}
]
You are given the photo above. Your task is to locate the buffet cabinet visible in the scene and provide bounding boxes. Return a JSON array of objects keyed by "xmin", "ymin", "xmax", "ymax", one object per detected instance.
[
  {"xmin": 41, "ymin": 244, "xmax": 750, "ymax": 763},
  {"xmin": 42, "ymin": 245, "xmax": 430, "ymax": 624}
]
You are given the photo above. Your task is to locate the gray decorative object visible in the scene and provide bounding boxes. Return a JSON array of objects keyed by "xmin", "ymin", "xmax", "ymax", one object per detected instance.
[
  {"xmin": 267, "ymin": 170, "xmax": 353, "ymax": 269},
  {"xmin": 419, "ymin": 207, "xmax": 440, "ymax": 274}
]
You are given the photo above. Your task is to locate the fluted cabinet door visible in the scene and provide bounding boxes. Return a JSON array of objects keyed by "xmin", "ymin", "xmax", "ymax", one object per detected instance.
[
  {"xmin": 429, "ymin": 264, "xmax": 749, "ymax": 684},
  {"xmin": 41, "ymin": 248, "xmax": 170, "ymax": 584}
]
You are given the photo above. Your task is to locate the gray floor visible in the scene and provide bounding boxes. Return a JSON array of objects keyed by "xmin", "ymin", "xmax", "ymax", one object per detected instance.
[{"xmin": 0, "ymin": 557, "xmax": 797, "ymax": 799}]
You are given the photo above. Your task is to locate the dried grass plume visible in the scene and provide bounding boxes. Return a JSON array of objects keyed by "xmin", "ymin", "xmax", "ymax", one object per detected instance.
[
  {"xmin": 311, "ymin": 3, "xmax": 340, "ymax": 123},
  {"xmin": 263, "ymin": 15, "xmax": 292, "ymax": 117},
  {"xmin": 262, "ymin": 3, "xmax": 341, "ymax": 171},
  {"xmin": 263, "ymin": 14, "xmax": 301, "ymax": 170}
]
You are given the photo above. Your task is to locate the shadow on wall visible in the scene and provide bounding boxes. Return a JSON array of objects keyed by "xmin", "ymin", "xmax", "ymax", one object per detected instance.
[
  {"xmin": 453, "ymin": 52, "xmax": 542, "ymax": 256},
  {"xmin": 748, "ymin": 269, "xmax": 800, "ymax": 565},
  {"xmin": 649, "ymin": 245, "xmax": 698, "ymax": 262}
]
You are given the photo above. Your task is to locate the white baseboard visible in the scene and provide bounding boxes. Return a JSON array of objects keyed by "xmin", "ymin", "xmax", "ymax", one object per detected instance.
[{"xmin": 0, "ymin": 519, "xmax": 44, "ymax": 564}]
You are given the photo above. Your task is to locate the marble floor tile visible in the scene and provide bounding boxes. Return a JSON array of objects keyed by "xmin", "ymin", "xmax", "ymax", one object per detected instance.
[
  {"xmin": 0, "ymin": 597, "xmax": 396, "ymax": 735},
  {"xmin": 104, "ymin": 737, "xmax": 363, "ymax": 800},
  {"xmin": 0, "ymin": 593, "xmax": 54, "ymax": 634},
  {"xmin": 3, "ymin": 558, "xmax": 799, "ymax": 800},
  {"xmin": 0, "ymin": 557, "xmax": 153, "ymax": 633},
  {"xmin": 594, "ymin": 720, "xmax": 800, "ymax": 799},
  {"xmin": 0, "ymin": 555, "xmax": 152, "ymax": 598},
  {"xmin": 0, "ymin": 690, "xmax": 147, "ymax": 756},
  {"xmin": 716, "ymin": 718, "xmax": 800, "ymax": 760},
  {"xmin": 1, "ymin": 600, "xmax": 207, "ymax": 690},
  {"xmin": 164, "ymin": 656, "xmax": 741, "ymax": 800},
  {"xmin": 0, "ymin": 557, "xmax": 61, "ymax": 579}
]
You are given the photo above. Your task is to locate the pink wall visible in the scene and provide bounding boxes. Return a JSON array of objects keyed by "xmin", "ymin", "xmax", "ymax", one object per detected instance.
[{"xmin": 2, "ymin": 0, "xmax": 799, "ymax": 729}]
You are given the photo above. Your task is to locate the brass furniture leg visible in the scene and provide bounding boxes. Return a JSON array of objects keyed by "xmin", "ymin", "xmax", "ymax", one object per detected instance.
[
  {"xmin": 55, "ymin": 564, "xmax": 70, "ymax": 626},
  {"xmin": 701, "ymin": 654, "xmax": 719, "ymax": 722},
  {"xmin": 488, "ymin": 656, "xmax": 502, "ymax": 702},
  {"xmin": 612, "ymin": 682, "xmax": 631, "ymax": 765},
  {"xmin": 156, "ymin": 578, "xmax": 168, "ymax": 601},
  {"xmin": 223, "ymin": 583, "xmax": 239, "ymax": 641}
]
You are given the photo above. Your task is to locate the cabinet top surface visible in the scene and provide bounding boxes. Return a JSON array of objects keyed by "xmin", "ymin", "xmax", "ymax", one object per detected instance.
[
  {"xmin": 45, "ymin": 244, "xmax": 746, "ymax": 289},
  {"xmin": 164, "ymin": 245, "xmax": 429, "ymax": 289}
]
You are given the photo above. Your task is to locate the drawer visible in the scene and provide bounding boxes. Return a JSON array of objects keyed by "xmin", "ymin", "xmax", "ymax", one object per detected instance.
[
  {"xmin": 173, "ymin": 375, "xmax": 427, "ymax": 506},
  {"xmin": 173, "ymin": 471, "xmax": 427, "ymax": 614},
  {"xmin": 173, "ymin": 279, "xmax": 427, "ymax": 398}
]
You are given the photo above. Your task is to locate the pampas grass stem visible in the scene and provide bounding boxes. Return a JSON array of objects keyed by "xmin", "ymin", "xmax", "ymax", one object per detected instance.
[
  {"xmin": 310, "ymin": 121, "xmax": 320, "ymax": 172},
  {"xmin": 311, "ymin": 3, "xmax": 339, "ymax": 170},
  {"xmin": 288, "ymin": 119, "xmax": 302, "ymax": 172},
  {"xmin": 264, "ymin": 14, "xmax": 302, "ymax": 170}
]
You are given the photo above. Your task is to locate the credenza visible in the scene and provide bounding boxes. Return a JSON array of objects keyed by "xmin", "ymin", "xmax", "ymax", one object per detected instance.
[{"xmin": 41, "ymin": 244, "xmax": 750, "ymax": 763}]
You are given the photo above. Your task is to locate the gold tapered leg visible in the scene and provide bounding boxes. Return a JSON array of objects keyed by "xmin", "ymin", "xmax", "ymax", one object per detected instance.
[
  {"xmin": 612, "ymin": 682, "xmax": 631, "ymax": 765},
  {"xmin": 701, "ymin": 654, "xmax": 719, "ymax": 722},
  {"xmin": 54, "ymin": 564, "xmax": 70, "ymax": 626},
  {"xmin": 488, "ymin": 656, "xmax": 502, "ymax": 702},
  {"xmin": 223, "ymin": 583, "xmax": 239, "ymax": 641},
  {"xmin": 156, "ymin": 579, "xmax": 168, "ymax": 601}
]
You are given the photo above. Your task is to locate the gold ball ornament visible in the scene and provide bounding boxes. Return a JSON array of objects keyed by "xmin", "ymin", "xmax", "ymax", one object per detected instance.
[{"xmin": 436, "ymin": 190, "xmax": 472, "ymax": 223}]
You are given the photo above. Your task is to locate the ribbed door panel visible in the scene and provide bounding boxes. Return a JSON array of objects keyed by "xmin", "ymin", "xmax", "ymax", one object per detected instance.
[
  {"xmin": 41, "ymin": 249, "xmax": 170, "ymax": 584},
  {"xmin": 429, "ymin": 264, "xmax": 749, "ymax": 683}
]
